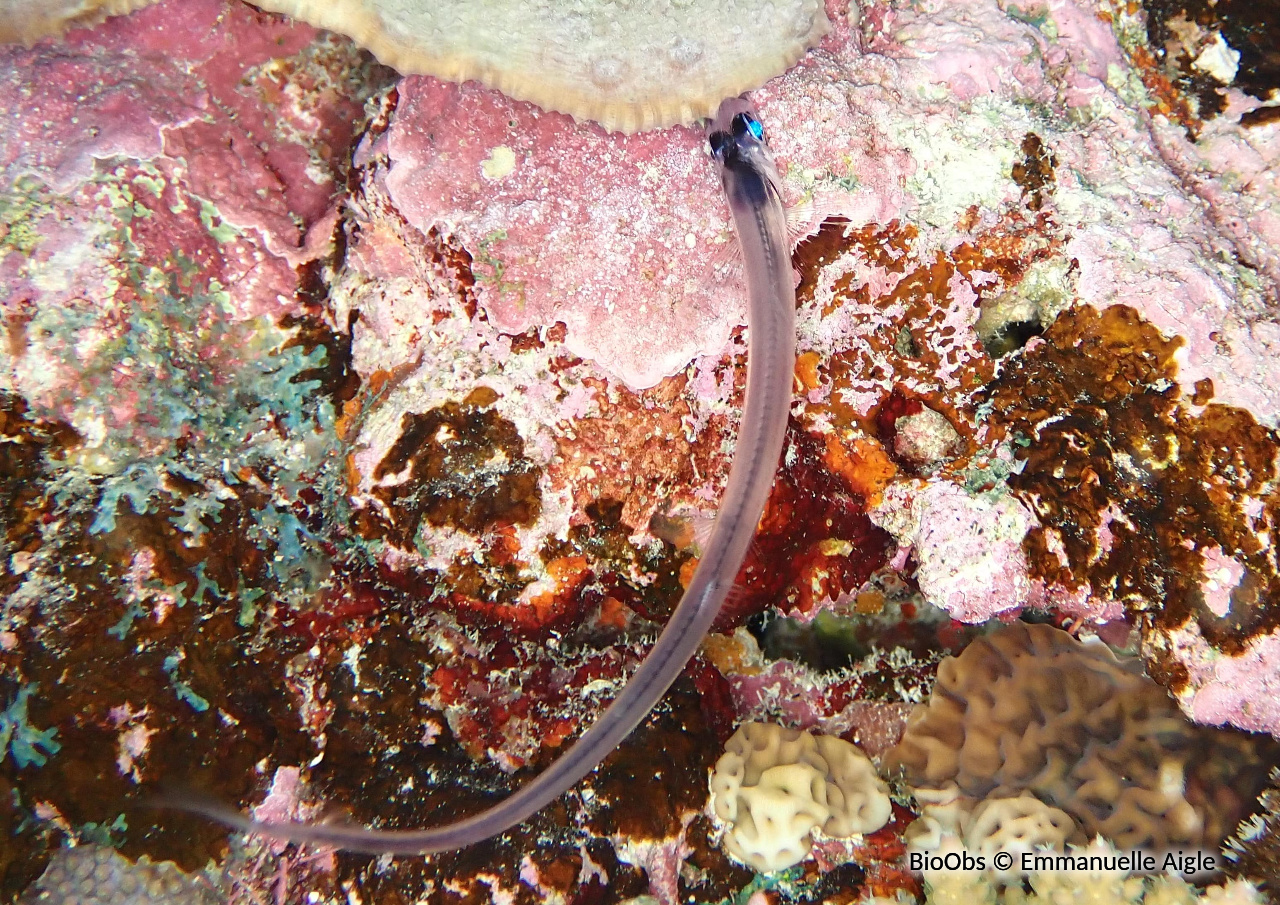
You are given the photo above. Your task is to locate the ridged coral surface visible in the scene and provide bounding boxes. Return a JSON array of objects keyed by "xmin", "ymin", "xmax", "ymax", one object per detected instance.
[
  {"xmin": 709, "ymin": 722, "xmax": 891, "ymax": 871},
  {"xmin": 20, "ymin": 845, "xmax": 219, "ymax": 905},
  {"xmin": 0, "ymin": 0, "xmax": 830, "ymax": 132},
  {"xmin": 886, "ymin": 623, "xmax": 1275, "ymax": 851},
  {"xmin": 262, "ymin": 0, "xmax": 831, "ymax": 132}
]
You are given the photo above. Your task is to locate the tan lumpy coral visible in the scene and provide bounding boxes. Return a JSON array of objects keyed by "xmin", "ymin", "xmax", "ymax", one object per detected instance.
[
  {"xmin": 710, "ymin": 722, "xmax": 892, "ymax": 872},
  {"xmin": 21, "ymin": 844, "xmax": 221, "ymax": 905},
  {"xmin": 966, "ymin": 793, "xmax": 1076, "ymax": 860},
  {"xmin": 0, "ymin": 0, "xmax": 154, "ymax": 44},
  {"xmin": 885, "ymin": 622, "xmax": 1276, "ymax": 851},
  {"xmin": 3, "ymin": 0, "xmax": 830, "ymax": 133},
  {"xmin": 905, "ymin": 788, "xmax": 1076, "ymax": 885}
]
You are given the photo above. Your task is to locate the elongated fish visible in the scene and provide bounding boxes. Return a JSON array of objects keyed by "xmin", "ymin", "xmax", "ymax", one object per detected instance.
[{"xmin": 173, "ymin": 97, "xmax": 797, "ymax": 854}]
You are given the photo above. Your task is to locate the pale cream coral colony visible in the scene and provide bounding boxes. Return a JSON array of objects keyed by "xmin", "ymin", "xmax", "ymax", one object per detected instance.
[{"xmin": 0, "ymin": 0, "xmax": 832, "ymax": 131}]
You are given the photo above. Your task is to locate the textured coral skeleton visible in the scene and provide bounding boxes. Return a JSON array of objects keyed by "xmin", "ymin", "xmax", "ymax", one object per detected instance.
[
  {"xmin": 0, "ymin": 0, "xmax": 831, "ymax": 132},
  {"xmin": 886, "ymin": 622, "xmax": 1276, "ymax": 854},
  {"xmin": 1, "ymin": 0, "xmax": 1280, "ymax": 901},
  {"xmin": 709, "ymin": 721, "xmax": 892, "ymax": 872}
]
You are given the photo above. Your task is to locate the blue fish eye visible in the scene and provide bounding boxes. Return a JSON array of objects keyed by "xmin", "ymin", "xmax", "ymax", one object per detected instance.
[{"xmin": 731, "ymin": 112, "xmax": 765, "ymax": 142}]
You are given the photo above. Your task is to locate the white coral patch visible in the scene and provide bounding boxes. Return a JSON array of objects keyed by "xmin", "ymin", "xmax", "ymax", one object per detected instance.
[{"xmin": 709, "ymin": 722, "xmax": 890, "ymax": 872}]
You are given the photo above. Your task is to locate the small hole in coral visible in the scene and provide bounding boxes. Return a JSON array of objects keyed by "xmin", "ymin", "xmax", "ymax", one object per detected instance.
[{"xmin": 979, "ymin": 317, "xmax": 1044, "ymax": 357}]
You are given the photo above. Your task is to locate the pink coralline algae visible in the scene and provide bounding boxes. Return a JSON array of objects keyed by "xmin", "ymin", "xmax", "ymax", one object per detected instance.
[
  {"xmin": 1, "ymin": 0, "xmax": 382, "ymax": 465},
  {"xmin": 1166, "ymin": 623, "xmax": 1280, "ymax": 738},
  {"xmin": 380, "ymin": 77, "xmax": 744, "ymax": 390},
  {"xmin": 711, "ymin": 649, "xmax": 919, "ymax": 760},
  {"xmin": 786, "ymin": 0, "xmax": 1278, "ymax": 420},
  {"xmin": 2, "ymin": 0, "xmax": 364, "ymax": 313},
  {"xmin": 872, "ymin": 481, "xmax": 1038, "ymax": 624}
]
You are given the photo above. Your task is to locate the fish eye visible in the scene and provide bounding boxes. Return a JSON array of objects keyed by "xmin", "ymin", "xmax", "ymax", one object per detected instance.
[
  {"xmin": 731, "ymin": 112, "xmax": 764, "ymax": 142},
  {"xmin": 709, "ymin": 130, "xmax": 732, "ymax": 161}
]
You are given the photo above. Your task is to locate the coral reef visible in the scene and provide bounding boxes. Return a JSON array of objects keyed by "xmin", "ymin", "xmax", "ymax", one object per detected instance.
[
  {"xmin": 885, "ymin": 623, "xmax": 1276, "ymax": 852},
  {"xmin": 983, "ymin": 305, "xmax": 1280, "ymax": 734},
  {"xmin": 907, "ymin": 790, "xmax": 1076, "ymax": 882},
  {"xmin": 256, "ymin": 0, "xmax": 832, "ymax": 132},
  {"xmin": 964, "ymin": 795, "xmax": 1075, "ymax": 867},
  {"xmin": 2, "ymin": 0, "xmax": 830, "ymax": 133},
  {"xmin": 378, "ymin": 74, "xmax": 749, "ymax": 389},
  {"xmin": 871, "ymin": 481, "xmax": 1038, "ymax": 624},
  {"xmin": 1, "ymin": 0, "xmax": 1279, "ymax": 900},
  {"xmin": 19, "ymin": 845, "xmax": 221, "ymax": 905}
]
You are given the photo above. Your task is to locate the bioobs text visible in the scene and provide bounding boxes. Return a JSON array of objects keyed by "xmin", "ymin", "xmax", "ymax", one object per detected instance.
[{"xmin": 908, "ymin": 849, "xmax": 1219, "ymax": 877}]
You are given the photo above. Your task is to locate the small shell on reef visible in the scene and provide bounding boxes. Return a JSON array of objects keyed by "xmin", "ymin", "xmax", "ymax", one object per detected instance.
[{"xmin": 2, "ymin": 0, "xmax": 831, "ymax": 133}]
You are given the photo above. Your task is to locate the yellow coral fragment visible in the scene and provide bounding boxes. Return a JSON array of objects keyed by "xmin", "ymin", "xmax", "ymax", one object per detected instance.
[
  {"xmin": 0, "ymin": 0, "xmax": 153, "ymax": 44},
  {"xmin": 481, "ymin": 145, "xmax": 517, "ymax": 180}
]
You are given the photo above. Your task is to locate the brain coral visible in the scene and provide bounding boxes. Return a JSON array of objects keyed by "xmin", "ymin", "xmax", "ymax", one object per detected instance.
[
  {"xmin": 884, "ymin": 622, "xmax": 1277, "ymax": 852},
  {"xmin": 709, "ymin": 721, "xmax": 892, "ymax": 872},
  {"xmin": 965, "ymin": 793, "xmax": 1076, "ymax": 863},
  {"xmin": 1, "ymin": 0, "xmax": 830, "ymax": 132}
]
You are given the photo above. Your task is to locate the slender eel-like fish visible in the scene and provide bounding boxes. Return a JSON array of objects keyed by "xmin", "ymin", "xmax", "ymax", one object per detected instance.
[{"xmin": 175, "ymin": 97, "xmax": 797, "ymax": 855}]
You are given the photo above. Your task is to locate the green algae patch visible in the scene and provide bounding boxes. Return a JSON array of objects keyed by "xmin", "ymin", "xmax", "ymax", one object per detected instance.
[
  {"xmin": 0, "ymin": 176, "xmax": 52, "ymax": 259},
  {"xmin": 0, "ymin": 685, "xmax": 60, "ymax": 769}
]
